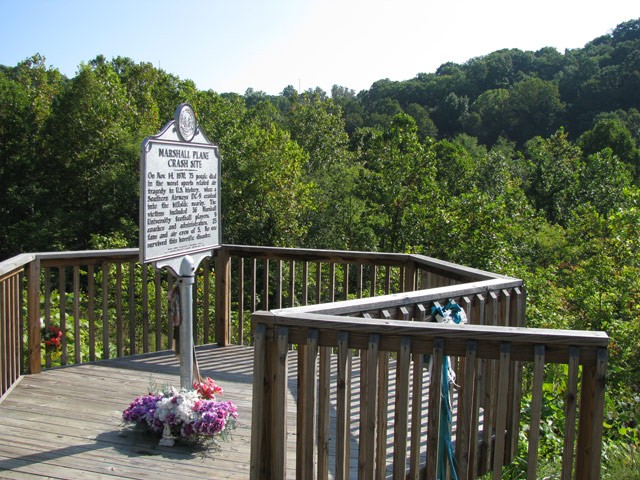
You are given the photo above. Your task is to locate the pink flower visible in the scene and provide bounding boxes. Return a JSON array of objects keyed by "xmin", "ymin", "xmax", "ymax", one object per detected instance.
[
  {"xmin": 42, "ymin": 325, "xmax": 63, "ymax": 350},
  {"xmin": 193, "ymin": 377, "xmax": 223, "ymax": 400}
]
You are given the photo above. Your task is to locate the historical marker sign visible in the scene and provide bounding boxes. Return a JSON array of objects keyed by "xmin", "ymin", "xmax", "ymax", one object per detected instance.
[{"xmin": 140, "ymin": 104, "xmax": 221, "ymax": 264}]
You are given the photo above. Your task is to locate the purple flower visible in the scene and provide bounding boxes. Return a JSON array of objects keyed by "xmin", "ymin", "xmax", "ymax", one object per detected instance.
[{"xmin": 122, "ymin": 387, "xmax": 237, "ymax": 441}]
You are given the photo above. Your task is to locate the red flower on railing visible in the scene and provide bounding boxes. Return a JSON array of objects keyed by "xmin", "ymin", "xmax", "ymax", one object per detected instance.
[
  {"xmin": 193, "ymin": 377, "xmax": 223, "ymax": 400},
  {"xmin": 41, "ymin": 325, "xmax": 63, "ymax": 351}
]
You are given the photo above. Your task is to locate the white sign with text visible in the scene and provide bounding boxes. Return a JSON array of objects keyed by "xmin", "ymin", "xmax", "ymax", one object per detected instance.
[{"xmin": 140, "ymin": 104, "xmax": 221, "ymax": 264}]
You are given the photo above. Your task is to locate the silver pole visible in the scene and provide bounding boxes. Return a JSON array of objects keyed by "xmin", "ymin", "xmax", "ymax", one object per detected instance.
[{"xmin": 178, "ymin": 255, "xmax": 195, "ymax": 389}]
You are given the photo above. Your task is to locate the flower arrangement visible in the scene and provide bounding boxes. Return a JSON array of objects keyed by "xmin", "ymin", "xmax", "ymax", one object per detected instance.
[
  {"xmin": 41, "ymin": 325, "xmax": 63, "ymax": 351},
  {"xmin": 122, "ymin": 377, "xmax": 237, "ymax": 447}
]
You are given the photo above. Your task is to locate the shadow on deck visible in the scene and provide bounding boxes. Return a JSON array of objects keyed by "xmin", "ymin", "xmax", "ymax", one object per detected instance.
[
  {"xmin": 0, "ymin": 344, "xmax": 434, "ymax": 479},
  {"xmin": 0, "ymin": 345, "xmax": 263, "ymax": 479}
]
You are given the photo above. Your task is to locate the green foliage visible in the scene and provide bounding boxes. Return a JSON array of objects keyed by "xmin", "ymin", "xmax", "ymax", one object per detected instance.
[
  {"xmin": 221, "ymin": 101, "xmax": 314, "ymax": 247},
  {"xmin": 2, "ymin": 19, "xmax": 640, "ymax": 472},
  {"xmin": 524, "ymin": 128, "xmax": 584, "ymax": 226}
]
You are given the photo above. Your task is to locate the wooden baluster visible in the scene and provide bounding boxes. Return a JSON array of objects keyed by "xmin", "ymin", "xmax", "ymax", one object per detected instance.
[
  {"xmin": 236, "ymin": 257, "xmax": 243, "ymax": 345},
  {"xmin": 509, "ymin": 287, "xmax": 526, "ymax": 459},
  {"xmin": 575, "ymin": 348, "xmax": 607, "ymax": 480},
  {"xmin": 274, "ymin": 326, "xmax": 289, "ymax": 478},
  {"xmin": 492, "ymin": 342, "xmax": 511, "ymax": 480},
  {"xmin": 426, "ymin": 337, "xmax": 444, "ymax": 479},
  {"xmin": 561, "ymin": 347, "xmax": 580, "ymax": 480},
  {"xmin": 215, "ymin": 248, "xmax": 231, "ymax": 346},
  {"xmin": 384, "ymin": 266, "xmax": 391, "ymax": 295},
  {"xmin": 73, "ymin": 265, "xmax": 81, "ymax": 363},
  {"xmin": 376, "ymin": 348, "xmax": 390, "ymax": 479},
  {"xmin": 343, "ymin": 264, "xmax": 349, "ymax": 300},
  {"xmin": 141, "ymin": 263, "xmax": 149, "ymax": 353},
  {"xmin": 527, "ymin": 344, "xmax": 546, "ymax": 480},
  {"xmin": 318, "ymin": 345, "xmax": 330, "ymax": 479},
  {"xmin": 409, "ymin": 348, "xmax": 425, "ymax": 479},
  {"xmin": 251, "ymin": 258, "xmax": 257, "ymax": 312},
  {"xmin": 262, "ymin": 259, "xmax": 269, "ymax": 311},
  {"xmin": 457, "ymin": 340, "xmax": 478, "ymax": 480},
  {"xmin": 43, "ymin": 266, "xmax": 51, "ymax": 368},
  {"xmin": 102, "ymin": 263, "xmax": 109, "ymax": 359},
  {"xmin": 128, "ymin": 261, "xmax": 136, "ymax": 356},
  {"xmin": 115, "ymin": 262, "xmax": 123, "ymax": 357},
  {"xmin": 336, "ymin": 331, "xmax": 352, "ymax": 480},
  {"xmin": 370, "ymin": 265, "xmax": 377, "ymax": 297},
  {"xmin": 154, "ymin": 268, "xmax": 162, "ymax": 351},
  {"xmin": 205, "ymin": 257, "xmax": 213, "ymax": 343},
  {"xmin": 289, "ymin": 260, "xmax": 296, "ymax": 308},
  {"xmin": 59, "ymin": 266, "xmax": 67, "ymax": 365},
  {"xmin": 276, "ymin": 260, "xmax": 283, "ymax": 309},
  {"xmin": 393, "ymin": 336, "xmax": 411, "ymax": 480},
  {"xmin": 299, "ymin": 330, "xmax": 318, "ymax": 479},
  {"xmin": 250, "ymin": 323, "xmax": 266, "ymax": 479},
  {"xmin": 359, "ymin": 334, "xmax": 380, "ymax": 480},
  {"xmin": 302, "ymin": 261, "xmax": 309, "ymax": 306},
  {"xmin": 329, "ymin": 263, "xmax": 336, "ymax": 303},
  {"xmin": 315, "ymin": 262, "xmax": 322, "ymax": 304},
  {"xmin": 88, "ymin": 264, "xmax": 96, "ymax": 361}
]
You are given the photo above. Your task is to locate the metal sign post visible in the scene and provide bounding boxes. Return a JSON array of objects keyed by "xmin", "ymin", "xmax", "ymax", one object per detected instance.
[
  {"xmin": 177, "ymin": 255, "xmax": 195, "ymax": 389},
  {"xmin": 139, "ymin": 104, "xmax": 221, "ymax": 389}
]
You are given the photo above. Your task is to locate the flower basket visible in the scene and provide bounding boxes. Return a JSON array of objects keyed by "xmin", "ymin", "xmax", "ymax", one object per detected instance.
[
  {"xmin": 122, "ymin": 377, "xmax": 237, "ymax": 447},
  {"xmin": 41, "ymin": 325, "xmax": 63, "ymax": 352}
]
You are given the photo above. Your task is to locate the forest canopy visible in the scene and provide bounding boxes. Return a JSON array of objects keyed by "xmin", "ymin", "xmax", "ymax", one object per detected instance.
[{"xmin": 1, "ymin": 17, "xmax": 640, "ymax": 475}]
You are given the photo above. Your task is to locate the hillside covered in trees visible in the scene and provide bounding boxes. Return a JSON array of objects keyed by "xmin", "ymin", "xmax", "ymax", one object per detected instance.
[{"xmin": 1, "ymin": 17, "xmax": 639, "ymax": 475}]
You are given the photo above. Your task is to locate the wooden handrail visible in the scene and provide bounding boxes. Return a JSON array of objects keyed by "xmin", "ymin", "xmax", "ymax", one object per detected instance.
[
  {"xmin": 3, "ymin": 244, "xmax": 505, "ymax": 374},
  {"xmin": 0, "ymin": 245, "xmax": 608, "ymax": 478},
  {"xmin": 251, "ymin": 310, "xmax": 608, "ymax": 480},
  {"xmin": 0, "ymin": 262, "xmax": 25, "ymax": 401}
]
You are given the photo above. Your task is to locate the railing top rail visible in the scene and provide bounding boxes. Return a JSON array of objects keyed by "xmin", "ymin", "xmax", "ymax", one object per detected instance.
[
  {"xmin": 1, "ymin": 246, "xmax": 511, "ymax": 282},
  {"xmin": 275, "ymin": 278, "xmax": 523, "ymax": 316},
  {"xmin": 0, "ymin": 253, "xmax": 36, "ymax": 278},
  {"xmin": 222, "ymin": 244, "xmax": 414, "ymax": 264},
  {"xmin": 35, "ymin": 248, "xmax": 140, "ymax": 261},
  {"xmin": 222, "ymin": 245, "xmax": 506, "ymax": 281},
  {"xmin": 409, "ymin": 253, "xmax": 510, "ymax": 281},
  {"xmin": 253, "ymin": 310, "xmax": 609, "ymax": 364}
]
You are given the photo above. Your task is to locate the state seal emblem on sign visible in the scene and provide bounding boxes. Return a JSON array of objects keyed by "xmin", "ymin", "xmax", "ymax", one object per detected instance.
[{"xmin": 175, "ymin": 103, "xmax": 196, "ymax": 142}]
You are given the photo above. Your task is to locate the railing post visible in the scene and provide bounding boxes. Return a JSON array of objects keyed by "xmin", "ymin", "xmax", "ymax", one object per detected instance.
[
  {"xmin": 250, "ymin": 323, "xmax": 267, "ymax": 479},
  {"xmin": 215, "ymin": 247, "xmax": 231, "ymax": 346},
  {"xmin": 404, "ymin": 259, "xmax": 417, "ymax": 292},
  {"xmin": 575, "ymin": 347, "xmax": 608, "ymax": 480},
  {"xmin": 27, "ymin": 258, "xmax": 41, "ymax": 374}
]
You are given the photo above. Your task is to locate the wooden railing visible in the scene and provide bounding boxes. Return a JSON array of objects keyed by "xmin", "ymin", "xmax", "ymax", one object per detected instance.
[
  {"xmin": 0, "ymin": 246, "xmax": 608, "ymax": 478},
  {"xmin": 251, "ymin": 295, "xmax": 608, "ymax": 480},
  {"xmin": 1, "ymin": 245, "xmax": 492, "ymax": 377},
  {"xmin": 0, "ymin": 254, "xmax": 33, "ymax": 400}
]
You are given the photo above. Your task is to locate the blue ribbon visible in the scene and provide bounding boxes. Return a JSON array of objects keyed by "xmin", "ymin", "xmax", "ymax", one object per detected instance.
[{"xmin": 431, "ymin": 301, "xmax": 461, "ymax": 480}]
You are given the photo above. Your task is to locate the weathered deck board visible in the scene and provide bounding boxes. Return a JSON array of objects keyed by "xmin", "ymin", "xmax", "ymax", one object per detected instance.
[
  {"xmin": 0, "ymin": 345, "xmax": 295, "ymax": 479},
  {"xmin": 0, "ymin": 344, "xmax": 438, "ymax": 479}
]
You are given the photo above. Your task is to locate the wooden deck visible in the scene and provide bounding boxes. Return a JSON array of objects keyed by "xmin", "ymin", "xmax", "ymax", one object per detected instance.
[
  {"xmin": 0, "ymin": 345, "xmax": 296, "ymax": 479},
  {"xmin": 0, "ymin": 344, "xmax": 437, "ymax": 479}
]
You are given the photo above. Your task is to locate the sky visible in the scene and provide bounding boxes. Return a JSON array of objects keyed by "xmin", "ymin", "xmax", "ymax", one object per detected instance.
[{"xmin": 0, "ymin": 0, "xmax": 637, "ymax": 95}]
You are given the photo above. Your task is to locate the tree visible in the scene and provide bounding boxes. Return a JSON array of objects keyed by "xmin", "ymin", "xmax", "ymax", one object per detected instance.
[
  {"xmin": 357, "ymin": 114, "xmax": 440, "ymax": 252},
  {"xmin": 433, "ymin": 138, "xmax": 476, "ymax": 196},
  {"xmin": 524, "ymin": 128, "xmax": 583, "ymax": 225},
  {"xmin": 405, "ymin": 103, "xmax": 438, "ymax": 140},
  {"xmin": 284, "ymin": 91, "xmax": 351, "ymax": 174},
  {"xmin": 505, "ymin": 77, "xmax": 565, "ymax": 144},
  {"xmin": 221, "ymin": 101, "xmax": 313, "ymax": 247},
  {"xmin": 42, "ymin": 61, "xmax": 139, "ymax": 250},
  {"xmin": 469, "ymin": 88, "xmax": 511, "ymax": 144},
  {"xmin": 578, "ymin": 117, "xmax": 640, "ymax": 177},
  {"xmin": 579, "ymin": 149, "xmax": 632, "ymax": 215},
  {"xmin": 0, "ymin": 55, "xmax": 65, "ymax": 257}
]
